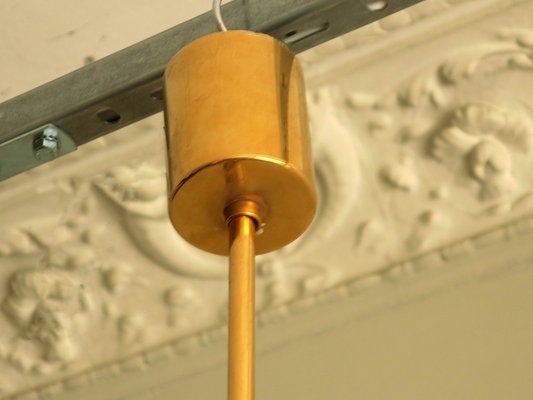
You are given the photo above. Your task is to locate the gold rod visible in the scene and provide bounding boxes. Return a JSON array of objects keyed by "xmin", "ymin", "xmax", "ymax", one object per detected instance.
[{"xmin": 228, "ymin": 215, "xmax": 256, "ymax": 400}]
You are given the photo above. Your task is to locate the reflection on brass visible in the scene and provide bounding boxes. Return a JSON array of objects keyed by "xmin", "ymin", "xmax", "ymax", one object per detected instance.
[
  {"xmin": 164, "ymin": 30, "xmax": 316, "ymax": 400},
  {"xmin": 228, "ymin": 214, "xmax": 256, "ymax": 400},
  {"xmin": 165, "ymin": 30, "xmax": 316, "ymax": 255},
  {"xmin": 225, "ymin": 198, "xmax": 264, "ymax": 232}
]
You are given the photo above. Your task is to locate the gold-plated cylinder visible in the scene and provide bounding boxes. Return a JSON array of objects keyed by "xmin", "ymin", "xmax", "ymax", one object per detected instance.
[
  {"xmin": 228, "ymin": 215, "xmax": 256, "ymax": 400},
  {"xmin": 164, "ymin": 30, "xmax": 316, "ymax": 255},
  {"xmin": 164, "ymin": 30, "xmax": 317, "ymax": 400}
]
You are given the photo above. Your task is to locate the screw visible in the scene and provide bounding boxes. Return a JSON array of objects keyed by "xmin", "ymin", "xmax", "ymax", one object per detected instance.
[{"xmin": 33, "ymin": 126, "xmax": 61, "ymax": 161}]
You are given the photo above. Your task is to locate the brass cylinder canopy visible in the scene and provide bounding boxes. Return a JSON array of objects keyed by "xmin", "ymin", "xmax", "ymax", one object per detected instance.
[{"xmin": 164, "ymin": 30, "xmax": 316, "ymax": 255}]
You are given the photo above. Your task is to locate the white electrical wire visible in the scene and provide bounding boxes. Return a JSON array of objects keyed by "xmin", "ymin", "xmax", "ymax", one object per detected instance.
[{"xmin": 213, "ymin": 0, "xmax": 228, "ymax": 31}]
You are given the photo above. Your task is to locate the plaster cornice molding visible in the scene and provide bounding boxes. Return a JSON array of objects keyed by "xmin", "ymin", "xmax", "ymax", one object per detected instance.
[
  {"xmin": 8, "ymin": 211, "xmax": 533, "ymax": 400},
  {"xmin": 304, "ymin": 0, "xmax": 531, "ymax": 87}
]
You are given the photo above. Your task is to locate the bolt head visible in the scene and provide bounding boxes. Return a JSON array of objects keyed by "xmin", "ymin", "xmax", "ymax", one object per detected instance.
[{"xmin": 33, "ymin": 127, "xmax": 60, "ymax": 161}]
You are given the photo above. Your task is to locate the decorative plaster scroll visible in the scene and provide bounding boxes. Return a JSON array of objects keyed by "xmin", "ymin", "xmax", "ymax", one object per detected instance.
[
  {"xmin": 304, "ymin": 0, "xmax": 532, "ymax": 88},
  {"xmin": 9, "ymin": 211, "xmax": 533, "ymax": 400},
  {"xmin": 93, "ymin": 164, "xmax": 227, "ymax": 279},
  {"xmin": 3, "ymin": 267, "xmax": 89, "ymax": 364},
  {"xmin": 295, "ymin": 87, "xmax": 361, "ymax": 253},
  {"xmin": 380, "ymin": 155, "xmax": 419, "ymax": 192},
  {"xmin": 92, "ymin": 100, "xmax": 361, "ymax": 280},
  {"xmin": 431, "ymin": 103, "xmax": 532, "ymax": 200},
  {"xmin": 340, "ymin": 29, "xmax": 533, "ymax": 224},
  {"xmin": 300, "ymin": 0, "xmax": 484, "ymax": 65}
]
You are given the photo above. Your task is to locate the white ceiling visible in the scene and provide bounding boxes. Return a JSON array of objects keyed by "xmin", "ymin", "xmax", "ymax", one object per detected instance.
[{"xmin": 0, "ymin": 0, "xmax": 211, "ymax": 102}]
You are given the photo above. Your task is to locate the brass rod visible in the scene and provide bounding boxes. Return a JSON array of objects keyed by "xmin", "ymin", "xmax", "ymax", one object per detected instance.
[{"xmin": 228, "ymin": 215, "xmax": 256, "ymax": 400}]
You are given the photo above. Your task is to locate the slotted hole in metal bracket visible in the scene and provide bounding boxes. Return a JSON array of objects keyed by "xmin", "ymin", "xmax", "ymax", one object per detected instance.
[
  {"xmin": 366, "ymin": 0, "xmax": 388, "ymax": 11},
  {"xmin": 283, "ymin": 22, "xmax": 329, "ymax": 45},
  {"xmin": 150, "ymin": 87, "xmax": 164, "ymax": 101},
  {"xmin": 96, "ymin": 107, "xmax": 121, "ymax": 124}
]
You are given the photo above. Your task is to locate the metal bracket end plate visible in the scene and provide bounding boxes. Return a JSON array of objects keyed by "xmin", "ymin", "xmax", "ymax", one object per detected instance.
[{"xmin": 0, "ymin": 124, "xmax": 77, "ymax": 181}]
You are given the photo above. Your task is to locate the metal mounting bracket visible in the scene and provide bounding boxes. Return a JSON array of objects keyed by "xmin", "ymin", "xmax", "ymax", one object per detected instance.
[
  {"xmin": 0, "ymin": 124, "xmax": 77, "ymax": 181},
  {"xmin": 0, "ymin": 0, "xmax": 424, "ymax": 180}
]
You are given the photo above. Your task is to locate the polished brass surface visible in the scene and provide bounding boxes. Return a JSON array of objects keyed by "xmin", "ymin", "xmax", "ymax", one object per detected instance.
[
  {"xmin": 164, "ymin": 30, "xmax": 316, "ymax": 255},
  {"xmin": 225, "ymin": 198, "xmax": 264, "ymax": 232},
  {"xmin": 228, "ymin": 215, "xmax": 256, "ymax": 400},
  {"xmin": 164, "ymin": 30, "xmax": 317, "ymax": 400}
]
